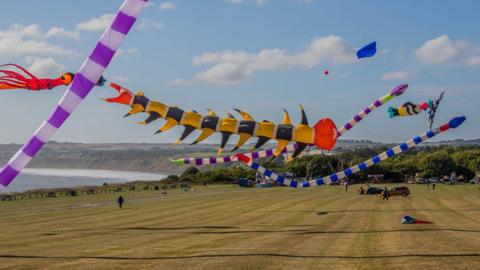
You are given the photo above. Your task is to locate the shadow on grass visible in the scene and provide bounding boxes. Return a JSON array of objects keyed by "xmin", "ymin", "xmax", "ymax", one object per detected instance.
[
  {"xmin": 1, "ymin": 253, "xmax": 480, "ymax": 260},
  {"xmin": 117, "ymin": 226, "xmax": 236, "ymax": 231},
  {"xmin": 298, "ymin": 228, "xmax": 480, "ymax": 235},
  {"xmin": 259, "ymin": 209, "xmax": 480, "ymax": 214}
]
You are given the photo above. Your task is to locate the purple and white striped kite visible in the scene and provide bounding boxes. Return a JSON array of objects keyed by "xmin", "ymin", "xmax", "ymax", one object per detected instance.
[{"xmin": 0, "ymin": 0, "xmax": 148, "ymax": 188}]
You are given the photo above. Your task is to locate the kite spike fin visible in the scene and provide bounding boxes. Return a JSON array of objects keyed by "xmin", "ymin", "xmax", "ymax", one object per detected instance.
[
  {"xmin": 127, "ymin": 104, "xmax": 145, "ymax": 116},
  {"xmin": 220, "ymin": 132, "xmax": 232, "ymax": 149},
  {"xmin": 291, "ymin": 143, "xmax": 308, "ymax": 159},
  {"xmin": 191, "ymin": 129, "xmax": 215, "ymax": 145},
  {"xmin": 282, "ymin": 109, "xmax": 292, "ymax": 125},
  {"xmin": 232, "ymin": 133, "xmax": 251, "ymax": 151},
  {"xmin": 274, "ymin": 139, "xmax": 289, "ymax": 157},
  {"xmin": 253, "ymin": 136, "xmax": 270, "ymax": 150},
  {"xmin": 178, "ymin": 125, "xmax": 196, "ymax": 143},
  {"xmin": 234, "ymin": 108, "xmax": 255, "ymax": 121},
  {"xmin": 139, "ymin": 112, "xmax": 161, "ymax": 125},
  {"xmin": 155, "ymin": 118, "xmax": 178, "ymax": 134},
  {"xmin": 299, "ymin": 104, "xmax": 308, "ymax": 125},
  {"xmin": 207, "ymin": 109, "xmax": 217, "ymax": 116}
]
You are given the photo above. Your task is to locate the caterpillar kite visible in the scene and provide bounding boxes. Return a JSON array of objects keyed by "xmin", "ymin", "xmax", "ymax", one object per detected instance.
[
  {"xmin": 105, "ymin": 83, "xmax": 339, "ymax": 159},
  {"xmin": 0, "ymin": 64, "xmax": 105, "ymax": 91}
]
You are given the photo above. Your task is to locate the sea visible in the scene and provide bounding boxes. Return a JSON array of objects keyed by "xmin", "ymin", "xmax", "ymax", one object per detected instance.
[{"xmin": 1, "ymin": 168, "xmax": 167, "ymax": 193}]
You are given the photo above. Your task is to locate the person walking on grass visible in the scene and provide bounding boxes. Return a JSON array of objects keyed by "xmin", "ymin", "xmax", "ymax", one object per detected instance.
[
  {"xmin": 344, "ymin": 179, "xmax": 349, "ymax": 192},
  {"xmin": 382, "ymin": 186, "xmax": 389, "ymax": 200},
  {"xmin": 117, "ymin": 195, "xmax": 124, "ymax": 209}
]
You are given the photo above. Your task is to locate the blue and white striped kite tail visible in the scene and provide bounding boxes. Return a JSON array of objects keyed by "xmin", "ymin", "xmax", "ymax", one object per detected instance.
[{"xmin": 237, "ymin": 116, "xmax": 466, "ymax": 189}]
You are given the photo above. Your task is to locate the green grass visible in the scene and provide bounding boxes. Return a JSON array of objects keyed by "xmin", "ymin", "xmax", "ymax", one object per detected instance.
[{"xmin": 1, "ymin": 184, "xmax": 480, "ymax": 270}]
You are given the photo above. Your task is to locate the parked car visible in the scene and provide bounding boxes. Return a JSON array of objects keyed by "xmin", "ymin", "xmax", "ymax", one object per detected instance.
[
  {"xmin": 388, "ymin": 186, "xmax": 410, "ymax": 197},
  {"xmin": 365, "ymin": 187, "xmax": 383, "ymax": 195},
  {"xmin": 427, "ymin": 177, "xmax": 439, "ymax": 183}
]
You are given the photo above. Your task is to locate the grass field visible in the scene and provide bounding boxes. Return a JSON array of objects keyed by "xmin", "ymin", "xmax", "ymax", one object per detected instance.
[{"xmin": 1, "ymin": 184, "xmax": 480, "ymax": 270}]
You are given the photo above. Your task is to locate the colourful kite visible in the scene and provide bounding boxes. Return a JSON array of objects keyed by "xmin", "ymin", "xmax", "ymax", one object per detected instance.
[
  {"xmin": 236, "ymin": 116, "xmax": 466, "ymax": 188},
  {"xmin": 173, "ymin": 84, "xmax": 408, "ymax": 165},
  {"xmin": 0, "ymin": 64, "xmax": 105, "ymax": 91},
  {"xmin": 0, "ymin": 0, "xmax": 148, "ymax": 188},
  {"xmin": 388, "ymin": 91, "xmax": 445, "ymax": 129},
  {"xmin": 105, "ymin": 83, "xmax": 338, "ymax": 158},
  {"xmin": 356, "ymin": 41, "xmax": 377, "ymax": 59}
]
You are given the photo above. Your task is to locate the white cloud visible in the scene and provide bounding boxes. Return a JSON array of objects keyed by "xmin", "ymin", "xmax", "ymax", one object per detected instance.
[
  {"xmin": 25, "ymin": 57, "xmax": 66, "ymax": 77},
  {"xmin": 0, "ymin": 23, "xmax": 42, "ymax": 38},
  {"xmin": 381, "ymin": 69, "xmax": 414, "ymax": 81},
  {"xmin": 415, "ymin": 35, "xmax": 480, "ymax": 68},
  {"xmin": 225, "ymin": 0, "xmax": 246, "ymax": 3},
  {"xmin": 117, "ymin": 48, "xmax": 141, "ymax": 58},
  {"xmin": 0, "ymin": 37, "xmax": 70, "ymax": 58},
  {"xmin": 0, "ymin": 24, "xmax": 73, "ymax": 58},
  {"xmin": 416, "ymin": 35, "xmax": 459, "ymax": 64},
  {"xmin": 169, "ymin": 78, "xmax": 195, "ymax": 86},
  {"xmin": 138, "ymin": 19, "xmax": 164, "ymax": 30},
  {"xmin": 190, "ymin": 35, "xmax": 355, "ymax": 85},
  {"xmin": 225, "ymin": 0, "xmax": 268, "ymax": 5},
  {"xmin": 467, "ymin": 56, "xmax": 480, "ymax": 67},
  {"xmin": 145, "ymin": 2, "xmax": 156, "ymax": 8},
  {"xmin": 159, "ymin": 1, "xmax": 176, "ymax": 10},
  {"xmin": 46, "ymin": 27, "xmax": 79, "ymax": 39},
  {"xmin": 76, "ymin": 13, "xmax": 115, "ymax": 32}
]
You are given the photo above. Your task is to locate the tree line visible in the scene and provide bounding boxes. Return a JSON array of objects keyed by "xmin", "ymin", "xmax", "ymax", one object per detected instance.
[{"xmin": 166, "ymin": 145, "xmax": 480, "ymax": 184}]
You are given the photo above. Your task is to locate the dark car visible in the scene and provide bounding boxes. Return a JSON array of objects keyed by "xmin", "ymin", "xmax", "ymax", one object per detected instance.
[
  {"xmin": 366, "ymin": 187, "xmax": 383, "ymax": 195},
  {"xmin": 388, "ymin": 186, "xmax": 410, "ymax": 197}
]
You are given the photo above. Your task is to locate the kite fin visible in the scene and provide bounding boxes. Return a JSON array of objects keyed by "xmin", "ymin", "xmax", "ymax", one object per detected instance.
[
  {"xmin": 388, "ymin": 106, "xmax": 399, "ymax": 118},
  {"xmin": 139, "ymin": 112, "xmax": 161, "ymax": 125},
  {"xmin": 234, "ymin": 108, "xmax": 255, "ymax": 121},
  {"xmin": 232, "ymin": 133, "xmax": 251, "ymax": 151},
  {"xmin": 176, "ymin": 125, "xmax": 196, "ymax": 144},
  {"xmin": 155, "ymin": 118, "xmax": 178, "ymax": 134},
  {"xmin": 274, "ymin": 139, "xmax": 289, "ymax": 157},
  {"xmin": 282, "ymin": 109, "xmax": 292, "ymax": 125},
  {"xmin": 299, "ymin": 104, "xmax": 308, "ymax": 125},
  {"xmin": 191, "ymin": 129, "xmax": 215, "ymax": 145},
  {"xmin": 253, "ymin": 136, "xmax": 270, "ymax": 150},
  {"xmin": 291, "ymin": 143, "xmax": 308, "ymax": 159},
  {"xmin": 218, "ymin": 131, "xmax": 233, "ymax": 156}
]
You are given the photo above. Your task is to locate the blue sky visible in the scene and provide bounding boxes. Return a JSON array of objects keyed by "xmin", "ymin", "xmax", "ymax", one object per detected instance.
[{"xmin": 0, "ymin": 0, "xmax": 478, "ymax": 145}]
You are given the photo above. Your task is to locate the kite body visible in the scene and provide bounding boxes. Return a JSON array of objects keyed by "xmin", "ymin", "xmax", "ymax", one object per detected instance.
[
  {"xmin": 356, "ymin": 41, "xmax": 377, "ymax": 59},
  {"xmin": 388, "ymin": 101, "xmax": 432, "ymax": 118},
  {"xmin": 0, "ymin": 64, "xmax": 74, "ymax": 91},
  {"xmin": 105, "ymin": 83, "xmax": 339, "ymax": 159},
  {"xmin": 0, "ymin": 64, "xmax": 106, "ymax": 91},
  {"xmin": 388, "ymin": 91, "xmax": 445, "ymax": 129}
]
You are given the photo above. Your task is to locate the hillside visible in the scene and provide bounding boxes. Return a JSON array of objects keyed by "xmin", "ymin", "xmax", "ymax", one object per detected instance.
[{"xmin": 0, "ymin": 138, "xmax": 478, "ymax": 174}]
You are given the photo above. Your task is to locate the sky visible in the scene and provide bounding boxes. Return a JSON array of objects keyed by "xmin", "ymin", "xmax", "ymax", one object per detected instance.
[{"xmin": 0, "ymin": 0, "xmax": 478, "ymax": 145}]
